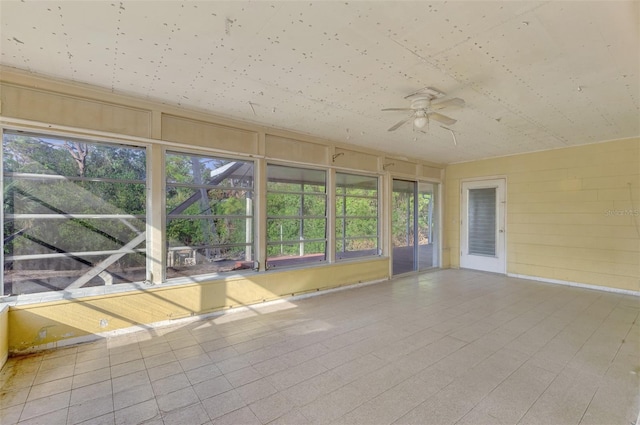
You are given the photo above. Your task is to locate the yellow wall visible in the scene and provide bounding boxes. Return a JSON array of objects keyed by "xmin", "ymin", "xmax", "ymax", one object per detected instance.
[
  {"xmin": 8, "ymin": 258, "xmax": 388, "ymax": 354},
  {"xmin": 445, "ymin": 138, "xmax": 640, "ymax": 292},
  {"xmin": 0, "ymin": 304, "xmax": 8, "ymax": 368}
]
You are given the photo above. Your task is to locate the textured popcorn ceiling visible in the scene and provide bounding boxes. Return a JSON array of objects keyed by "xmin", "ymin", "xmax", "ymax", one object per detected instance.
[{"xmin": 1, "ymin": 1, "xmax": 638, "ymax": 164}]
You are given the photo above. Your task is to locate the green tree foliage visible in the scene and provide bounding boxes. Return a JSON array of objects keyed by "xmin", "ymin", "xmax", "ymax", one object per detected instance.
[
  {"xmin": 266, "ymin": 177, "xmax": 327, "ymax": 257},
  {"xmin": 336, "ymin": 186, "xmax": 378, "ymax": 252},
  {"xmin": 392, "ymin": 188, "xmax": 433, "ymax": 247},
  {"xmin": 3, "ymin": 133, "xmax": 147, "ymax": 274}
]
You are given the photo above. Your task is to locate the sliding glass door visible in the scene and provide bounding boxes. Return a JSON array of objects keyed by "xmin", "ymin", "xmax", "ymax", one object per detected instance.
[
  {"xmin": 417, "ymin": 181, "xmax": 438, "ymax": 271},
  {"xmin": 392, "ymin": 179, "xmax": 438, "ymax": 275},
  {"xmin": 392, "ymin": 180, "xmax": 415, "ymax": 274}
]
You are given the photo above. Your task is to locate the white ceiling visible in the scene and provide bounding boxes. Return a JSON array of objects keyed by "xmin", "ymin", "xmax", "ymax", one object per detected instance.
[{"xmin": 1, "ymin": 1, "xmax": 638, "ymax": 164}]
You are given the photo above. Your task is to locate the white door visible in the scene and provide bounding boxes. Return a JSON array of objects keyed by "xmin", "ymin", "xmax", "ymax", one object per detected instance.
[{"xmin": 460, "ymin": 179, "xmax": 506, "ymax": 273}]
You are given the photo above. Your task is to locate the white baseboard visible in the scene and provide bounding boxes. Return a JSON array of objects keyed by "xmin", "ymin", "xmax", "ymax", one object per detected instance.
[{"xmin": 507, "ymin": 273, "xmax": 640, "ymax": 297}]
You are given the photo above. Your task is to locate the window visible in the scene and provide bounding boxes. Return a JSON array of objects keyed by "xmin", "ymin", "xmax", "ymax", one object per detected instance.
[
  {"xmin": 266, "ymin": 165, "xmax": 326, "ymax": 268},
  {"xmin": 335, "ymin": 172, "xmax": 379, "ymax": 260},
  {"xmin": 165, "ymin": 152, "xmax": 254, "ymax": 278},
  {"xmin": 2, "ymin": 131, "xmax": 147, "ymax": 296}
]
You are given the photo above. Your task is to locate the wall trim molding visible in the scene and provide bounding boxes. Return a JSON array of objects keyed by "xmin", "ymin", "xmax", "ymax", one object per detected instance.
[
  {"xmin": 507, "ymin": 273, "xmax": 640, "ymax": 297},
  {"xmin": 8, "ymin": 278, "xmax": 388, "ymax": 355}
]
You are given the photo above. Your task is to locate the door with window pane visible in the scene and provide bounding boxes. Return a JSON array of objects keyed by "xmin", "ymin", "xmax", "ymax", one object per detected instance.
[{"xmin": 460, "ymin": 179, "xmax": 506, "ymax": 273}]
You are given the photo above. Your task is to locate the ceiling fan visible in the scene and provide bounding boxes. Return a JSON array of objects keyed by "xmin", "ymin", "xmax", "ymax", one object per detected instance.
[{"xmin": 382, "ymin": 87, "xmax": 465, "ymax": 132}]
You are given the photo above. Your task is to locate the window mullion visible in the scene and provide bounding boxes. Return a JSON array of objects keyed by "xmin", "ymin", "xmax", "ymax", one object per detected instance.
[{"xmin": 148, "ymin": 144, "xmax": 164, "ymax": 284}]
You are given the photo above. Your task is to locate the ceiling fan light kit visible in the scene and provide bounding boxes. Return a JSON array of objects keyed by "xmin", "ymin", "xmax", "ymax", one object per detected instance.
[
  {"xmin": 414, "ymin": 111, "xmax": 428, "ymax": 129},
  {"xmin": 382, "ymin": 88, "xmax": 465, "ymax": 137}
]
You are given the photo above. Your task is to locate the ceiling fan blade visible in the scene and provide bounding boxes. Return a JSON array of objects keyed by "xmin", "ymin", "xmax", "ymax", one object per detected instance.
[
  {"xmin": 431, "ymin": 97, "xmax": 465, "ymax": 110},
  {"xmin": 428, "ymin": 112, "xmax": 457, "ymax": 126},
  {"xmin": 388, "ymin": 115, "xmax": 414, "ymax": 131},
  {"xmin": 403, "ymin": 86, "xmax": 445, "ymax": 99},
  {"xmin": 382, "ymin": 108, "xmax": 414, "ymax": 112},
  {"xmin": 403, "ymin": 87, "xmax": 429, "ymax": 99}
]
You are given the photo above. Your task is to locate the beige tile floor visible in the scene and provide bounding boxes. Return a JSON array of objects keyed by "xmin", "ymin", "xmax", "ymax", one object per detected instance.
[{"xmin": 1, "ymin": 269, "xmax": 639, "ymax": 425}]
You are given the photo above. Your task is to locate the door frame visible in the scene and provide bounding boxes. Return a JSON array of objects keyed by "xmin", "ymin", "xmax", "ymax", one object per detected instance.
[{"xmin": 460, "ymin": 177, "xmax": 506, "ymax": 274}]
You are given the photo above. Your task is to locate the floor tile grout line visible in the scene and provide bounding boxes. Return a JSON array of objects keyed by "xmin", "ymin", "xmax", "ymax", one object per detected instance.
[
  {"xmin": 608, "ymin": 309, "xmax": 640, "ymax": 367},
  {"xmin": 577, "ymin": 386, "xmax": 600, "ymax": 425},
  {"xmin": 514, "ymin": 362, "xmax": 568, "ymax": 425},
  {"xmin": 455, "ymin": 346, "xmax": 553, "ymax": 425},
  {"xmin": 504, "ymin": 291, "xmax": 614, "ymax": 425},
  {"xmin": 514, "ymin": 291, "xmax": 607, "ymax": 375}
]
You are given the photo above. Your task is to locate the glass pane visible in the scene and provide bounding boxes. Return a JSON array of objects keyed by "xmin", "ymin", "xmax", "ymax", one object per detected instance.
[
  {"xmin": 3, "ymin": 131, "xmax": 147, "ymax": 296},
  {"xmin": 167, "ymin": 218, "xmax": 252, "ymax": 249},
  {"xmin": 267, "ymin": 219, "xmax": 299, "ymax": 242},
  {"xmin": 3, "ymin": 133, "xmax": 146, "ymax": 180},
  {"xmin": 336, "ymin": 218, "xmax": 345, "ymax": 239},
  {"xmin": 336, "ymin": 196, "xmax": 345, "ymax": 212},
  {"xmin": 266, "ymin": 165, "xmax": 327, "ymax": 268},
  {"xmin": 303, "ymin": 219, "xmax": 326, "ymax": 239},
  {"xmin": 267, "ymin": 242, "xmax": 326, "ymax": 268},
  {"xmin": 344, "ymin": 218, "xmax": 377, "ymax": 237},
  {"xmin": 303, "ymin": 194, "xmax": 326, "ymax": 216},
  {"xmin": 6, "ymin": 178, "xmax": 146, "ymax": 215},
  {"xmin": 8, "ymin": 217, "xmax": 145, "ymax": 253},
  {"xmin": 167, "ymin": 187, "xmax": 253, "ymax": 216},
  {"xmin": 267, "ymin": 165, "xmax": 325, "ymax": 192},
  {"xmin": 392, "ymin": 179, "xmax": 414, "ymax": 194},
  {"xmin": 166, "ymin": 152, "xmax": 254, "ymax": 188},
  {"xmin": 266, "ymin": 192, "xmax": 301, "ymax": 217},
  {"xmin": 468, "ymin": 188, "xmax": 496, "ymax": 256},
  {"xmin": 166, "ymin": 245, "xmax": 254, "ymax": 279},
  {"xmin": 266, "ymin": 219, "xmax": 326, "ymax": 241},
  {"xmin": 392, "ymin": 189, "xmax": 415, "ymax": 248},
  {"xmin": 336, "ymin": 238, "xmax": 378, "ymax": 260},
  {"xmin": 165, "ymin": 152, "xmax": 254, "ymax": 279},
  {"xmin": 417, "ymin": 182, "xmax": 437, "ymax": 271},
  {"xmin": 336, "ymin": 173, "xmax": 377, "ymax": 193},
  {"xmin": 392, "ymin": 179, "xmax": 415, "ymax": 275},
  {"xmin": 340, "ymin": 199, "xmax": 378, "ymax": 217},
  {"xmin": 335, "ymin": 173, "xmax": 378, "ymax": 260}
]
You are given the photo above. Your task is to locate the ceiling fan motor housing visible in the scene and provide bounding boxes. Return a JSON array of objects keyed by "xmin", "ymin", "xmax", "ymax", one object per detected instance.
[{"xmin": 410, "ymin": 97, "xmax": 432, "ymax": 110}]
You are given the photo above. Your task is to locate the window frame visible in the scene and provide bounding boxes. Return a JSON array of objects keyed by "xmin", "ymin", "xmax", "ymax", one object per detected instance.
[
  {"xmin": 265, "ymin": 163, "xmax": 328, "ymax": 269},
  {"xmin": 335, "ymin": 171, "xmax": 380, "ymax": 261},
  {"xmin": 164, "ymin": 149, "xmax": 257, "ymax": 280},
  {"xmin": 1, "ymin": 128, "xmax": 150, "ymax": 297}
]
